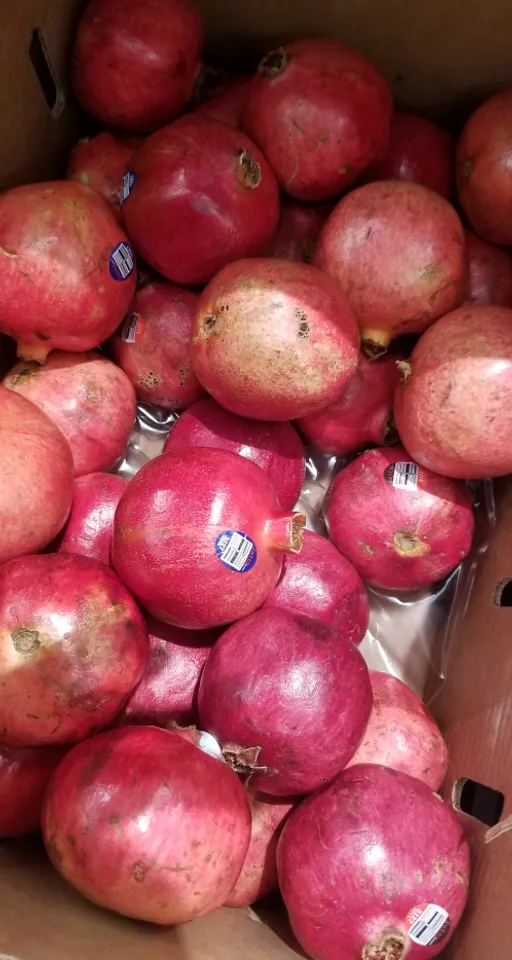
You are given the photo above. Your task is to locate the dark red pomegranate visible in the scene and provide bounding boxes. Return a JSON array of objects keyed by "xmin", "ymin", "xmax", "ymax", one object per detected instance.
[
  {"xmin": 0, "ymin": 743, "xmax": 67, "ymax": 838},
  {"xmin": 266, "ymin": 201, "xmax": 333, "ymax": 262},
  {"xmin": 58, "ymin": 473, "xmax": 128, "ymax": 565},
  {"xmin": 67, "ymin": 132, "xmax": 141, "ymax": 219},
  {"xmin": 191, "ymin": 258, "xmax": 359, "ymax": 420},
  {"xmin": 225, "ymin": 792, "xmax": 296, "ymax": 907},
  {"xmin": 462, "ymin": 229, "xmax": 512, "ymax": 306},
  {"xmin": 0, "ymin": 553, "xmax": 148, "ymax": 745},
  {"xmin": 163, "ymin": 398, "xmax": 305, "ymax": 509},
  {"xmin": 277, "ymin": 764, "xmax": 470, "ymax": 960},
  {"xmin": 121, "ymin": 116, "xmax": 280, "ymax": 285},
  {"xmin": 245, "ymin": 38, "xmax": 392, "ymax": 201},
  {"xmin": 313, "ymin": 180, "xmax": 465, "ymax": 357},
  {"xmin": 369, "ymin": 112, "xmax": 452, "ymax": 198},
  {"xmin": 195, "ymin": 77, "xmax": 250, "ymax": 128}
]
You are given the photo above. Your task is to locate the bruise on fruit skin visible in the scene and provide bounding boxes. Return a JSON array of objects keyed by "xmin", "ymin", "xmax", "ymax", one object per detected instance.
[
  {"xmin": 393, "ymin": 529, "xmax": 429, "ymax": 558},
  {"xmin": 133, "ymin": 861, "xmax": 147, "ymax": 882}
]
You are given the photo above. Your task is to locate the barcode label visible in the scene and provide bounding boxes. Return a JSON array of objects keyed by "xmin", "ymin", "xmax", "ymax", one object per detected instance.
[
  {"xmin": 121, "ymin": 312, "xmax": 144, "ymax": 343},
  {"xmin": 120, "ymin": 171, "xmax": 136, "ymax": 204},
  {"xmin": 215, "ymin": 530, "xmax": 257, "ymax": 573},
  {"xmin": 389, "ymin": 461, "xmax": 419, "ymax": 489},
  {"xmin": 408, "ymin": 904, "xmax": 450, "ymax": 946},
  {"xmin": 110, "ymin": 242, "xmax": 135, "ymax": 281}
]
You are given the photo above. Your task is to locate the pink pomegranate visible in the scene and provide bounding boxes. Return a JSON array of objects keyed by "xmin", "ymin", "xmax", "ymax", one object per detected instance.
[
  {"xmin": 3, "ymin": 351, "xmax": 136, "ymax": 476},
  {"xmin": 0, "ymin": 181, "xmax": 136, "ymax": 362},
  {"xmin": 113, "ymin": 447, "xmax": 305, "ymax": 629},
  {"xmin": 0, "ymin": 388, "xmax": 74, "ymax": 564},
  {"xmin": 263, "ymin": 529, "xmax": 369, "ymax": 644},
  {"xmin": 42, "ymin": 726, "xmax": 250, "ymax": 923},
  {"xmin": 0, "ymin": 553, "xmax": 148, "ymax": 746},
  {"xmin": 163, "ymin": 398, "xmax": 305, "ymax": 509},
  {"xmin": 121, "ymin": 116, "xmax": 279, "ymax": 285},
  {"xmin": 346, "ymin": 672, "xmax": 448, "ymax": 790},
  {"xmin": 245, "ymin": 38, "xmax": 392, "ymax": 201},
  {"xmin": 313, "ymin": 181, "xmax": 465, "ymax": 357},
  {"xmin": 57, "ymin": 473, "xmax": 128, "ymax": 565},
  {"xmin": 73, "ymin": 0, "xmax": 203, "ymax": 134},
  {"xmin": 462, "ymin": 229, "xmax": 512, "ymax": 306},
  {"xmin": 324, "ymin": 446, "xmax": 474, "ymax": 591},
  {"xmin": 369, "ymin": 112, "xmax": 452, "ymax": 198},
  {"xmin": 195, "ymin": 77, "xmax": 250, "ymax": 128},
  {"xmin": 110, "ymin": 277, "xmax": 205, "ymax": 408},
  {"xmin": 277, "ymin": 764, "xmax": 470, "ymax": 960},
  {"xmin": 0, "ymin": 743, "xmax": 67, "ymax": 838},
  {"xmin": 191, "ymin": 258, "xmax": 359, "ymax": 421},
  {"xmin": 394, "ymin": 305, "xmax": 512, "ymax": 478},
  {"xmin": 198, "ymin": 606, "xmax": 372, "ymax": 795},
  {"xmin": 296, "ymin": 353, "xmax": 401, "ymax": 455},
  {"xmin": 67, "ymin": 132, "xmax": 141, "ymax": 219},
  {"xmin": 267, "ymin": 201, "xmax": 333, "ymax": 262},
  {"xmin": 225, "ymin": 792, "xmax": 296, "ymax": 907}
]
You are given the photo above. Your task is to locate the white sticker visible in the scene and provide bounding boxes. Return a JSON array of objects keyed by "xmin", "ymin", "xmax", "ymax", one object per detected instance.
[
  {"xmin": 120, "ymin": 171, "xmax": 136, "ymax": 203},
  {"xmin": 407, "ymin": 904, "xmax": 450, "ymax": 946},
  {"xmin": 121, "ymin": 312, "xmax": 144, "ymax": 343},
  {"xmin": 198, "ymin": 731, "xmax": 223, "ymax": 760},
  {"xmin": 386, "ymin": 461, "xmax": 419, "ymax": 489},
  {"xmin": 109, "ymin": 241, "xmax": 135, "ymax": 281}
]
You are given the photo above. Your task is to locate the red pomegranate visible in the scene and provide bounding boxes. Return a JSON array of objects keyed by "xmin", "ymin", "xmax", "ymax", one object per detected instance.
[
  {"xmin": 198, "ymin": 607, "xmax": 372, "ymax": 795},
  {"xmin": 67, "ymin": 132, "xmax": 141, "ymax": 219},
  {"xmin": 313, "ymin": 181, "xmax": 465, "ymax": 357},
  {"xmin": 73, "ymin": 0, "xmax": 203, "ymax": 134},
  {"xmin": 163, "ymin": 398, "xmax": 305, "ymax": 509},
  {"xmin": 121, "ymin": 116, "xmax": 280, "ymax": 285},
  {"xmin": 194, "ymin": 77, "xmax": 250, "ymax": 128},
  {"xmin": 462, "ymin": 229, "xmax": 512, "ymax": 306},
  {"xmin": 57, "ymin": 473, "xmax": 129, "ymax": 565},
  {"xmin": 0, "ymin": 181, "xmax": 136, "ymax": 362},
  {"xmin": 42, "ymin": 726, "xmax": 250, "ymax": 923},
  {"xmin": 113, "ymin": 447, "xmax": 305, "ymax": 629},
  {"xmin": 346, "ymin": 672, "xmax": 448, "ymax": 790},
  {"xmin": 266, "ymin": 201, "xmax": 333, "ymax": 262},
  {"xmin": 394, "ymin": 305, "xmax": 512, "ymax": 478},
  {"xmin": 2, "ymin": 351, "xmax": 136, "ymax": 476},
  {"xmin": 245, "ymin": 39, "xmax": 392, "ymax": 201},
  {"xmin": 191, "ymin": 258, "xmax": 359, "ymax": 421},
  {"xmin": 324, "ymin": 447, "xmax": 474, "ymax": 591},
  {"xmin": 0, "ymin": 388, "xmax": 74, "ymax": 564},
  {"xmin": 225, "ymin": 792, "xmax": 296, "ymax": 907},
  {"xmin": 277, "ymin": 764, "xmax": 470, "ymax": 960},
  {"xmin": 0, "ymin": 743, "xmax": 67, "ymax": 838},
  {"xmin": 0, "ymin": 553, "xmax": 148, "ymax": 746},
  {"xmin": 369, "ymin": 112, "xmax": 452, "ymax": 198},
  {"xmin": 110, "ymin": 277, "xmax": 205, "ymax": 408}
]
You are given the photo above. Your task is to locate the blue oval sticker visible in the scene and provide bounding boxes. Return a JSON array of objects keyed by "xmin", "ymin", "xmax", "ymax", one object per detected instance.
[
  {"xmin": 109, "ymin": 241, "xmax": 135, "ymax": 281},
  {"xmin": 215, "ymin": 530, "xmax": 257, "ymax": 573}
]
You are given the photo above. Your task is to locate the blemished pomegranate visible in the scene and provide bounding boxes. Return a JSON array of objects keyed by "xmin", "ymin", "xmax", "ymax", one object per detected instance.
[
  {"xmin": 42, "ymin": 725, "xmax": 250, "ymax": 923},
  {"xmin": 121, "ymin": 116, "xmax": 280, "ymax": 285},
  {"xmin": 394, "ymin": 305, "xmax": 512, "ymax": 478},
  {"xmin": 110, "ymin": 277, "xmax": 205, "ymax": 408},
  {"xmin": 0, "ymin": 181, "xmax": 136, "ymax": 362},
  {"xmin": 296, "ymin": 353, "xmax": 401, "ymax": 456},
  {"xmin": 313, "ymin": 180, "xmax": 465, "ymax": 357},
  {"xmin": 324, "ymin": 447, "xmax": 474, "ymax": 591},
  {"xmin": 225, "ymin": 792, "xmax": 296, "ymax": 907},
  {"xmin": 2, "ymin": 351, "xmax": 136, "ymax": 476},
  {"xmin": 266, "ymin": 201, "xmax": 333, "ymax": 262},
  {"xmin": 198, "ymin": 606, "xmax": 372, "ymax": 795},
  {"xmin": 67, "ymin": 132, "xmax": 141, "ymax": 219},
  {"xmin": 277, "ymin": 764, "xmax": 470, "ymax": 960},
  {"xmin": 191, "ymin": 258, "xmax": 359, "ymax": 421},
  {"xmin": 163, "ymin": 398, "xmax": 305, "ymax": 509},
  {"xmin": 57, "ymin": 473, "xmax": 129, "ymax": 565},
  {"xmin": 245, "ymin": 38, "xmax": 392, "ymax": 201},
  {"xmin": 263, "ymin": 529, "xmax": 369, "ymax": 645},
  {"xmin": 369, "ymin": 112, "xmax": 452, "ymax": 198},
  {"xmin": 0, "ymin": 743, "xmax": 67, "ymax": 838},
  {"xmin": 346, "ymin": 672, "xmax": 448, "ymax": 790},
  {"xmin": 194, "ymin": 77, "xmax": 250, "ymax": 128},
  {"xmin": 113, "ymin": 447, "xmax": 305, "ymax": 629},
  {"xmin": 0, "ymin": 388, "xmax": 74, "ymax": 564},
  {"xmin": 73, "ymin": 0, "xmax": 203, "ymax": 134},
  {"xmin": 0, "ymin": 553, "xmax": 148, "ymax": 746},
  {"xmin": 462, "ymin": 229, "xmax": 512, "ymax": 306}
]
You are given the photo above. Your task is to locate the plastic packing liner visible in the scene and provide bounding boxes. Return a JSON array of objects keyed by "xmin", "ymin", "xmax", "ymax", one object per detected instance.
[{"xmin": 115, "ymin": 402, "xmax": 495, "ymax": 700}]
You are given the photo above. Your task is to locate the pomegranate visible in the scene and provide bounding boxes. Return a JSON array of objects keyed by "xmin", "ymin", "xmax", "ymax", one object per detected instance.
[
  {"xmin": 0, "ymin": 388, "xmax": 74, "ymax": 564},
  {"xmin": 110, "ymin": 277, "xmax": 205, "ymax": 408},
  {"xmin": 394, "ymin": 305, "xmax": 512, "ymax": 478},
  {"xmin": 462, "ymin": 229, "xmax": 512, "ymax": 306},
  {"xmin": 0, "ymin": 181, "xmax": 136, "ymax": 362},
  {"xmin": 369, "ymin": 112, "xmax": 452, "ymax": 198},
  {"xmin": 277, "ymin": 764, "xmax": 470, "ymax": 960},
  {"xmin": 0, "ymin": 743, "xmax": 67, "ymax": 838},
  {"xmin": 0, "ymin": 553, "xmax": 148, "ymax": 746},
  {"xmin": 198, "ymin": 606, "xmax": 372, "ymax": 795},
  {"xmin": 3, "ymin": 351, "xmax": 136, "ymax": 476},
  {"xmin": 57, "ymin": 473, "xmax": 129, "ymax": 565},
  {"xmin": 245, "ymin": 39, "xmax": 392, "ymax": 201},
  {"xmin": 346, "ymin": 671, "xmax": 448, "ymax": 790},
  {"xmin": 324, "ymin": 446, "xmax": 474, "ymax": 591},
  {"xmin": 163, "ymin": 398, "xmax": 305, "ymax": 509},
  {"xmin": 195, "ymin": 77, "xmax": 250, "ymax": 128},
  {"xmin": 313, "ymin": 181, "xmax": 465, "ymax": 357},
  {"xmin": 266, "ymin": 201, "xmax": 333, "ymax": 262},
  {"xmin": 191, "ymin": 258, "xmax": 359, "ymax": 421},
  {"xmin": 67, "ymin": 132, "xmax": 141, "ymax": 219},
  {"xmin": 225, "ymin": 792, "xmax": 296, "ymax": 907},
  {"xmin": 121, "ymin": 116, "xmax": 280, "ymax": 285},
  {"xmin": 73, "ymin": 0, "xmax": 203, "ymax": 134},
  {"xmin": 263, "ymin": 529, "xmax": 369, "ymax": 644},
  {"xmin": 113, "ymin": 447, "xmax": 305, "ymax": 628}
]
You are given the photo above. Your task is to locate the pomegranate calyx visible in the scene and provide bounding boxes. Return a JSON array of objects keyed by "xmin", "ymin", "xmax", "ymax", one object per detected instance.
[
  {"xmin": 362, "ymin": 930, "xmax": 407, "ymax": 959},
  {"xmin": 235, "ymin": 149, "xmax": 261, "ymax": 189},
  {"xmin": 258, "ymin": 47, "xmax": 291, "ymax": 78}
]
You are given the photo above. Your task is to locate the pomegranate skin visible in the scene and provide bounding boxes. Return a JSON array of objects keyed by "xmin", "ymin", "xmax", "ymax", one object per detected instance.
[
  {"xmin": 57, "ymin": 473, "xmax": 129, "ymax": 566},
  {"xmin": 0, "ymin": 743, "xmax": 67, "ymax": 838},
  {"xmin": 121, "ymin": 116, "xmax": 280, "ymax": 286},
  {"xmin": 67, "ymin": 132, "xmax": 141, "ymax": 219},
  {"xmin": 324, "ymin": 446, "xmax": 474, "ymax": 591},
  {"xmin": 73, "ymin": 0, "xmax": 203, "ymax": 134},
  {"xmin": 198, "ymin": 607, "xmax": 372, "ymax": 796},
  {"xmin": 0, "ymin": 553, "xmax": 149, "ymax": 746},
  {"xmin": 462, "ymin": 229, "xmax": 512, "ymax": 307},
  {"xmin": 263, "ymin": 529, "xmax": 369, "ymax": 645},
  {"xmin": 0, "ymin": 388, "xmax": 74, "ymax": 564},
  {"xmin": 370, "ymin": 112, "xmax": 452, "ymax": 199},
  {"xmin": 394, "ymin": 305, "xmax": 512, "ymax": 478},
  {"xmin": 42, "ymin": 726, "xmax": 250, "ymax": 924},
  {"xmin": 191, "ymin": 258, "xmax": 359, "ymax": 421},
  {"xmin": 346, "ymin": 672, "xmax": 448, "ymax": 790},
  {"xmin": 277, "ymin": 764, "xmax": 470, "ymax": 960},
  {"xmin": 245, "ymin": 39, "xmax": 392, "ymax": 201},
  {"xmin": 163, "ymin": 398, "xmax": 305, "ymax": 509},
  {"xmin": 2, "ymin": 351, "xmax": 136, "ymax": 476},
  {"xmin": 195, "ymin": 77, "xmax": 250, "ymax": 129},
  {"xmin": 313, "ymin": 180, "xmax": 465, "ymax": 357},
  {"xmin": 225, "ymin": 792, "xmax": 296, "ymax": 907},
  {"xmin": 267, "ymin": 201, "xmax": 333, "ymax": 262}
]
